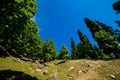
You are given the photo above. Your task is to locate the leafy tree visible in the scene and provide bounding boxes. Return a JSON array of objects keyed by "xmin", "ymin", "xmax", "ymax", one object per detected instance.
[
  {"xmin": 0, "ymin": 0, "xmax": 47, "ymax": 60},
  {"xmin": 84, "ymin": 18, "xmax": 119, "ymax": 58},
  {"xmin": 42, "ymin": 39, "xmax": 57, "ymax": 62},
  {"xmin": 58, "ymin": 45, "xmax": 70, "ymax": 60},
  {"xmin": 94, "ymin": 30, "xmax": 120, "ymax": 57},
  {"xmin": 0, "ymin": 0, "xmax": 37, "ymax": 45},
  {"xmin": 70, "ymin": 38, "xmax": 78, "ymax": 59}
]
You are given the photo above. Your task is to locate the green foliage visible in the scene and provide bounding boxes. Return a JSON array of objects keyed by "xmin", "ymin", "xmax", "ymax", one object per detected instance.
[
  {"xmin": 95, "ymin": 20, "xmax": 114, "ymax": 34},
  {"xmin": 84, "ymin": 17, "xmax": 120, "ymax": 58},
  {"xmin": 94, "ymin": 30, "xmax": 120, "ymax": 57},
  {"xmin": 71, "ymin": 38, "xmax": 78, "ymax": 59},
  {"xmin": 84, "ymin": 18, "xmax": 100, "ymax": 38},
  {"xmin": 42, "ymin": 39, "xmax": 57, "ymax": 62},
  {"xmin": 112, "ymin": 0, "xmax": 120, "ymax": 13},
  {"xmin": 58, "ymin": 45, "xmax": 70, "ymax": 60},
  {"xmin": 0, "ymin": 0, "xmax": 46, "ymax": 61},
  {"xmin": 77, "ymin": 29, "xmax": 94, "ymax": 59},
  {"xmin": 0, "ymin": 0, "xmax": 37, "ymax": 44}
]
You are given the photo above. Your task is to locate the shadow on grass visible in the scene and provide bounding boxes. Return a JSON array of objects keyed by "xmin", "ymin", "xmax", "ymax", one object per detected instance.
[{"xmin": 0, "ymin": 69, "xmax": 38, "ymax": 80}]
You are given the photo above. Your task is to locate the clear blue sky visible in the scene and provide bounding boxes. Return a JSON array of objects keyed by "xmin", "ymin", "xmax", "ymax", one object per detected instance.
[{"xmin": 35, "ymin": 0, "xmax": 119, "ymax": 52}]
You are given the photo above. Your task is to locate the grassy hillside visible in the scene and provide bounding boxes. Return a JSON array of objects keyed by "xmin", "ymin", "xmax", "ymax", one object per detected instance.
[{"xmin": 0, "ymin": 56, "xmax": 120, "ymax": 80}]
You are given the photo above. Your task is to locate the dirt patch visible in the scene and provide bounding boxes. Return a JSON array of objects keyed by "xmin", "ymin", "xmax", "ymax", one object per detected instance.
[{"xmin": 75, "ymin": 60, "xmax": 105, "ymax": 80}]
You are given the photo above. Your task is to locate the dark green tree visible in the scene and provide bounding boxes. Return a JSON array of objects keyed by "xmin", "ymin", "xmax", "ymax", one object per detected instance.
[
  {"xmin": 77, "ymin": 29, "xmax": 94, "ymax": 58},
  {"xmin": 95, "ymin": 20, "xmax": 114, "ymax": 34},
  {"xmin": 0, "ymin": 0, "xmax": 37, "ymax": 45},
  {"xmin": 112, "ymin": 0, "xmax": 120, "ymax": 13},
  {"xmin": 0, "ymin": 0, "xmax": 46, "ymax": 60},
  {"xmin": 58, "ymin": 45, "xmax": 70, "ymax": 60},
  {"xmin": 42, "ymin": 39, "xmax": 57, "ymax": 62},
  {"xmin": 84, "ymin": 18, "xmax": 101, "ymax": 38},
  {"xmin": 70, "ymin": 38, "xmax": 78, "ymax": 59}
]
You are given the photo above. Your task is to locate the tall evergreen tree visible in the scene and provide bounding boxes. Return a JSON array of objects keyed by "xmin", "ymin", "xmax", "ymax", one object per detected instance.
[
  {"xmin": 42, "ymin": 39, "xmax": 57, "ymax": 62},
  {"xmin": 84, "ymin": 18, "xmax": 119, "ymax": 58},
  {"xmin": 71, "ymin": 38, "xmax": 78, "ymax": 59},
  {"xmin": 0, "ymin": 0, "xmax": 45, "ymax": 60},
  {"xmin": 77, "ymin": 29, "xmax": 94, "ymax": 58},
  {"xmin": 112, "ymin": 0, "xmax": 120, "ymax": 13},
  {"xmin": 84, "ymin": 18, "xmax": 101, "ymax": 38},
  {"xmin": 95, "ymin": 20, "xmax": 114, "ymax": 34},
  {"xmin": 59, "ymin": 45, "xmax": 70, "ymax": 60}
]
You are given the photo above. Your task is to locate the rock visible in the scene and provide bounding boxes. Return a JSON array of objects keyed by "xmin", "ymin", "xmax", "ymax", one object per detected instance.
[
  {"xmin": 13, "ymin": 58, "xmax": 21, "ymax": 63},
  {"xmin": 69, "ymin": 76, "xmax": 73, "ymax": 80},
  {"xmin": 35, "ymin": 69, "xmax": 43, "ymax": 75},
  {"xmin": 38, "ymin": 64, "xmax": 44, "ymax": 69},
  {"xmin": 68, "ymin": 75, "xmax": 74, "ymax": 80},
  {"xmin": 43, "ymin": 69, "xmax": 49, "ymax": 75},
  {"xmin": 31, "ymin": 70, "xmax": 34, "ymax": 73},
  {"xmin": 110, "ymin": 75, "xmax": 116, "ymax": 79},
  {"xmin": 87, "ymin": 64, "xmax": 93, "ymax": 67},
  {"xmin": 69, "ymin": 67, "xmax": 75, "ymax": 71},
  {"xmin": 82, "ymin": 69, "xmax": 88, "ymax": 73},
  {"xmin": 47, "ymin": 74, "xmax": 57, "ymax": 80},
  {"xmin": 70, "ymin": 75, "xmax": 74, "ymax": 77},
  {"xmin": 29, "ymin": 67, "xmax": 32, "ymax": 70},
  {"xmin": 47, "ymin": 70, "xmax": 58, "ymax": 80},
  {"xmin": 78, "ymin": 70, "xmax": 82, "ymax": 74}
]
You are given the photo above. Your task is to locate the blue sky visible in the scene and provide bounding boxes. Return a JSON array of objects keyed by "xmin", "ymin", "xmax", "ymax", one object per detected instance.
[{"xmin": 35, "ymin": 0, "xmax": 119, "ymax": 52}]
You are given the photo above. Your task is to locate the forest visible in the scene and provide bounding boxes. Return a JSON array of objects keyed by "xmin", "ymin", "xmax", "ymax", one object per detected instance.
[{"xmin": 0, "ymin": 0, "xmax": 120, "ymax": 63}]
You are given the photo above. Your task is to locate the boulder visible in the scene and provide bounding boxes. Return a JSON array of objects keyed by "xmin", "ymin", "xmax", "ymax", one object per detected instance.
[
  {"xmin": 78, "ymin": 70, "xmax": 82, "ymax": 74},
  {"xmin": 110, "ymin": 75, "xmax": 116, "ymax": 79},
  {"xmin": 69, "ymin": 67, "xmax": 75, "ymax": 71},
  {"xmin": 35, "ymin": 69, "xmax": 43, "ymax": 75},
  {"xmin": 43, "ymin": 69, "xmax": 49, "ymax": 75},
  {"xmin": 13, "ymin": 58, "xmax": 21, "ymax": 63},
  {"xmin": 82, "ymin": 69, "xmax": 88, "ymax": 73},
  {"xmin": 87, "ymin": 64, "xmax": 93, "ymax": 67}
]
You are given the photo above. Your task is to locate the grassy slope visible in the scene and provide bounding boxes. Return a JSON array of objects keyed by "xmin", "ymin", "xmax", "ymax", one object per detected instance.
[{"xmin": 0, "ymin": 56, "xmax": 120, "ymax": 80}]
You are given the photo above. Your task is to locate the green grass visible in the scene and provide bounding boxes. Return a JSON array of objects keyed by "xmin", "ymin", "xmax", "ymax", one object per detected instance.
[
  {"xmin": 97, "ymin": 59, "xmax": 120, "ymax": 80},
  {"xmin": 0, "ymin": 56, "xmax": 120, "ymax": 80}
]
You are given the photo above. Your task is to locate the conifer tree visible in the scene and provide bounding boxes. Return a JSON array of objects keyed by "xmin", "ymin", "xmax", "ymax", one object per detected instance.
[
  {"xmin": 42, "ymin": 39, "xmax": 57, "ymax": 62},
  {"xmin": 59, "ymin": 45, "xmax": 70, "ymax": 60},
  {"xmin": 77, "ymin": 29, "xmax": 94, "ymax": 58},
  {"xmin": 71, "ymin": 38, "xmax": 78, "ymax": 59}
]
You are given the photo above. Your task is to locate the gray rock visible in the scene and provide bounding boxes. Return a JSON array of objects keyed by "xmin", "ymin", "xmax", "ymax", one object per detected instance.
[
  {"xmin": 70, "ymin": 75, "xmax": 74, "ymax": 77},
  {"xmin": 69, "ymin": 76, "xmax": 73, "ymax": 80},
  {"xmin": 69, "ymin": 67, "xmax": 75, "ymax": 71},
  {"xmin": 38, "ymin": 64, "xmax": 44, "ymax": 69},
  {"xmin": 82, "ymin": 69, "xmax": 88, "ymax": 73},
  {"xmin": 78, "ymin": 70, "xmax": 82, "ymax": 74},
  {"xmin": 29, "ymin": 67, "xmax": 32, "ymax": 70},
  {"xmin": 47, "ymin": 70, "xmax": 58, "ymax": 80},
  {"xmin": 43, "ymin": 69, "xmax": 49, "ymax": 75},
  {"xmin": 110, "ymin": 75, "xmax": 116, "ymax": 79},
  {"xmin": 13, "ymin": 58, "xmax": 21, "ymax": 63},
  {"xmin": 35, "ymin": 69, "xmax": 43, "ymax": 75},
  {"xmin": 87, "ymin": 64, "xmax": 93, "ymax": 67}
]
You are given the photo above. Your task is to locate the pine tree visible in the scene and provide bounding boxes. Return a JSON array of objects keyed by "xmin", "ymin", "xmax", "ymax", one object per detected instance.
[
  {"xmin": 84, "ymin": 18, "xmax": 101, "ymax": 38},
  {"xmin": 42, "ymin": 39, "xmax": 57, "ymax": 62},
  {"xmin": 0, "ymin": 0, "xmax": 45, "ymax": 59},
  {"xmin": 95, "ymin": 20, "xmax": 114, "ymax": 34},
  {"xmin": 77, "ymin": 29, "xmax": 93, "ymax": 58},
  {"xmin": 71, "ymin": 38, "xmax": 78, "ymax": 59},
  {"xmin": 112, "ymin": 0, "xmax": 120, "ymax": 13},
  {"xmin": 59, "ymin": 45, "xmax": 70, "ymax": 60}
]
